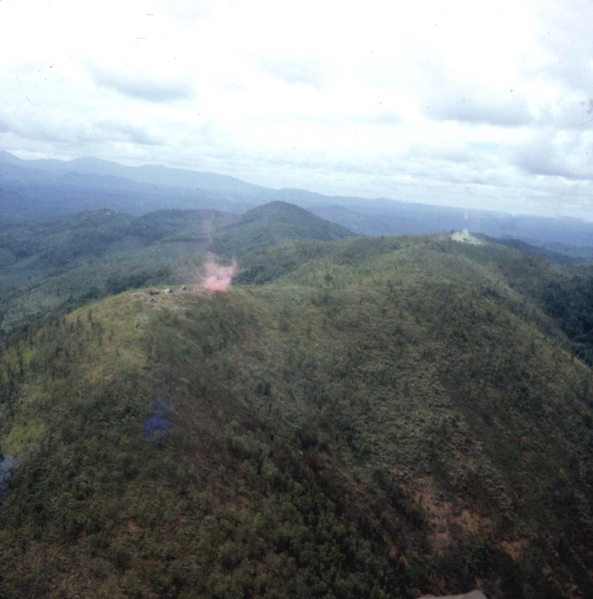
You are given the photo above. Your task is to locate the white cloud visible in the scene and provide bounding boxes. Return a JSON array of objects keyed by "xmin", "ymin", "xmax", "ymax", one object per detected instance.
[
  {"xmin": 514, "ymin": 129, "xmax": 593, "ymax": 181},
  {"xmin": 424, "ymin": 86, "xmax": 534, "ymax": 127},
  {"xmin": 0, "ymin": 0, "xmax": 592, "ymax": 219},
  {"xmin": 83, "ymin": 56, "xmax": 194, "ymax": 102}
]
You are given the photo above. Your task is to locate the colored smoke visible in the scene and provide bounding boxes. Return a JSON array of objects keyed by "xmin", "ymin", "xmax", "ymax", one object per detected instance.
[
  {"xmin": 142, "ymin": 387, "xmax": 174, "ymax": 445},
  {"xmin": 201, "ymin": 258, "xmax": 238, "ymax": 292},
  {"xmin": 142, "ymin": 415, "xmax": 171, "ymax": 444},
  {"xmin": 0, "ymin": 454, "xmax": 16, "ymax": 497}
]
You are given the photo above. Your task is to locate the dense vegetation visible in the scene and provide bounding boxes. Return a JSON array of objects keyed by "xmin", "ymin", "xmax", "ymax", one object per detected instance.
[
  {"xmin": 0, "ymin": 209, "xmax": 162, "ymax": 267},
  {"xmin": 1, "ymin": 233, "xmax": 593, "ymax": 598},
  {"xmin": 543, "ymin": 270, "xmax": 593, "ymax": 365},
  {"xmin": 0, "ymin": 203, "xmax": 352, "ymax": 340},
  {"xmin": 209, "ymin": 201, "xmax": 353, "ymax": 258}
]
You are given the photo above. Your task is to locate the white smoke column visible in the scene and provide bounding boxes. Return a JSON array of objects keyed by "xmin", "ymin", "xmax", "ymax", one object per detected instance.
[{"xmin": 201, "ymin": 258, "xmax": 238, "ymax": 292}]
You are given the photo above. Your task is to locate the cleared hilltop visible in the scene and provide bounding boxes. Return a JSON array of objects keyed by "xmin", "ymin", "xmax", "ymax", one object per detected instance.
[{"xmin": 0, "ymin": 201, "xmax": 353, "ymax": 338}]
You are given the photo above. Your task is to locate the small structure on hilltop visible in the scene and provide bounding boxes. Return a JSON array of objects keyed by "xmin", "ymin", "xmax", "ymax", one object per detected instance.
[{"xmin": 450, "ymin": 229, "xmax": 484, "ymax": 245}]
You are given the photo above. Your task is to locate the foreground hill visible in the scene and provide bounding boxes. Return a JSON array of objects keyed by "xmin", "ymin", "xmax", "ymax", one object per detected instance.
[
  {"xmin": 0, "ymin": 202, "xmax": 354, "ymax": 339},
  {"xmin": 1, "ymin": 234, "xmax": 593, "ymax": 598}
]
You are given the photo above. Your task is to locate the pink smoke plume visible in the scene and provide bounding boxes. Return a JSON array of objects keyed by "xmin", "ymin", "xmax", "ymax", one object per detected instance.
[{"xmin": 201, "ymin": 258, "xmax": 238, "ymax": 292}]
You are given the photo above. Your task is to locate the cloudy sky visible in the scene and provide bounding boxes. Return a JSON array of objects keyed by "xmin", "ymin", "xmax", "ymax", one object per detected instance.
[{"xmin": 0, "ymin": 0, "xmax": 592, "ymax": 218}]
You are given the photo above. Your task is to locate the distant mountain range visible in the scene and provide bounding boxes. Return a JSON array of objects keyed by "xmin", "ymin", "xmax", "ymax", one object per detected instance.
[
  {"xmin": 1, "ymin": 151, "xmax": 593, "ymax": 256},
  {"xmin": 0, "ymin": 151, "xmax": 266, "ymax": 195}
]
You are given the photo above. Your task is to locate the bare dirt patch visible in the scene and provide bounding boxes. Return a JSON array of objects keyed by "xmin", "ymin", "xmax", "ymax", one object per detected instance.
[
  {"xmin": 498, "ymin": 538, "xmax": 528, "ymax": 562},
  {"xmin": 415, "ymin": 477, "xmax": 492, "ymax": 553}
]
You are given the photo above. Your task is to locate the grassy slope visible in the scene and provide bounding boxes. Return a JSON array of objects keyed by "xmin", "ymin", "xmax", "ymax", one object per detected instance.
[{"xmin": 1, "ymin": 235, "xmax": 593, "ymax": 598}]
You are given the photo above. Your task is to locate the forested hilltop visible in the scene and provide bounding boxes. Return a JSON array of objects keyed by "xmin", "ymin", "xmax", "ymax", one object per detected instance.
[
  {"xmin": 0, "ymin": 202, "xmax": 352, "ymax": 339},
  {"xmin": 1, "ymin": 231, "xmax": 593, "ymax": 598}
]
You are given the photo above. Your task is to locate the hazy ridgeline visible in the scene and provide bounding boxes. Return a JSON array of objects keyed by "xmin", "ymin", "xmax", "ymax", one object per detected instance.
[{"xmin": 2, "ymin": 152, "xmax": 593, "ymax": 255}]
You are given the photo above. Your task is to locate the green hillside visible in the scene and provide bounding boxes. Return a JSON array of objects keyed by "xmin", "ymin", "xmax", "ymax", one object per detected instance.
[
  {"xmin": 0, "ymin": 209, "xmax": 161, "ymax": 268},
  {"xmin": 209, "ymin": 201, "xmax": 354, "ymax": 257},
  {"xmin": 1, "ymin": 234, "xmax": 593, "ymax": 598},
  {"xmin": 0, "ymin": 202, "xmax": 355, "ymax": 340},
  {"xmin": 140, "ymin": 209, "xmax": 238, "ymax": 239}
]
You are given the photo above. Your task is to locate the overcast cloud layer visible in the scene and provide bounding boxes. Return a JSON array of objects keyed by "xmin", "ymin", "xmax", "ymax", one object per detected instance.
[{"xmin": 0, "ymin": 0, "xmax": 591, "ymax": 219}]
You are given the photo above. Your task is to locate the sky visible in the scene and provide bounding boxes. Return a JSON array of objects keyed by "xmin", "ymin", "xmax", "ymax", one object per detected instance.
[{"xmin": 0, "ymin": 0, "xmax": 592, "ymax": 219}]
